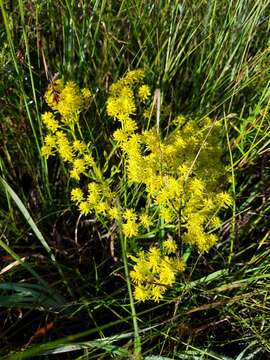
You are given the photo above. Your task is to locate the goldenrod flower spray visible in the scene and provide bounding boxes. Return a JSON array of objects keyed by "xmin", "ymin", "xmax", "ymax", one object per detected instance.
[{"xmin": 41, "ymin": 70, "xmax": 231, "ymax": 357}]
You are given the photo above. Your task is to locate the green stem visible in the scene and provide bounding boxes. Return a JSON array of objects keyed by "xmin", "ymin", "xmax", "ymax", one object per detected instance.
[
  {"xmin": 117, "ymin": 216, "xmax": 141, "ymax": 358},
  {"xmin": 224, "ymin": 115, "xmax": 236, "ymax": 266}
]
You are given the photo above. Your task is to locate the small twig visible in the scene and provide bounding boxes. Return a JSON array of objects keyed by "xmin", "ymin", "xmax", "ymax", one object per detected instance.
[
  {"xmin": 75, "ymin": 213, "xmax": 82, "ymax": 246},
  {"xmin": 0, "ymin": 257, "xmax": 28, "ymax": 275},
  {"xmin": 109, "ymin": 222, "xmax": 118, "ymax": 262}
]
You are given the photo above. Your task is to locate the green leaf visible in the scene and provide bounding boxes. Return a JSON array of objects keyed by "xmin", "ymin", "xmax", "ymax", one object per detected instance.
[{"xmin": 0, "ymin": 282, "xmax": 66, "ymax": 310}]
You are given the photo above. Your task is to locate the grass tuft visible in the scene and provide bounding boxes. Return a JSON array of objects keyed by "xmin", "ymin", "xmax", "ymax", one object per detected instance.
[{"xmin": 0, "ymin": 0, "xmax": 270, "ymax": 358}]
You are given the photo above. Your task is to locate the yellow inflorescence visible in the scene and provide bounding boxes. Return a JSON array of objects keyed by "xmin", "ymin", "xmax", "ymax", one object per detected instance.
[
  {"xmin": 130, "ymin": 240, "xmax": 184, "ymax": 302},
  {"xmin": 44, "ymin": 80, "xmax": 92, "ymax": 125},
  {"xmin": 41, "ymin": 79, "xmax": 116, "ymax": 219},
  {"xmin": 139, "ymin": 213, "xmax": 152, "ymax": 229},
  {"xmin": 42, "ymin": 112, "xmax": 59, "ymax": 133},
  {"xmin": 104, "ymin": 70, "xmax": 231, "ymax": 300},
  {"xmin": 41, "ymin": 70, "xmax": 232, "ymax": 302},
  {"xmin": 138, "ymin": 84, "xmax": 151, "ymax": 102},
  {"xmin": 109, "ymin": 106, "xmax": 231, "ymax": 253},
  {"xmin": 44, "ymin": 80, "xmax": 92, "ymax": 124},
  {"xmin": 71, "ymin": 188, "xmax": 84, "ymax": 204},
  {"xmin": 163, "ymin": 238, "xmax": 178, "ymax": 254},
  {"xmin": 107, "ymin": 69, "xmax": 149, "ymax": 124}
]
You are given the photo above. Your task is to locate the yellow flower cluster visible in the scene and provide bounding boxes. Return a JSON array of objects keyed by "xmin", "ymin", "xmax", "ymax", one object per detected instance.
[
  {"xmin": 41, "ymin": 79, "xmax": 93, "ymax": 160},
  {"xmin": 42, "ymin": 112, "xmax": 59, "ymax": 132},
  {"xmin": 111, "ymin": 112, "xmax": 231, "ymax": 252},
  {"xmin": 138, "ymin": 85, "xmax": 151, "ymax": 102},
  {"xmin": 109, "ymin": 69, "xmax": 145, "ymax": 96},
  {"xmin": 41, "ymin": 79, "xmax": 117, "ymax": 219},
  {"xmin": 130, "ymin": 239, "xmax": 184, "ymax": 302},
  {"xmin": 41, "ymin": 70, "xmax": 232, "ymax": 302},
  {"xmin": 107, "ymin": 69, "xmax": 150, "ymax": 132},
  {"xmin": 45, "ymin": 79, "xmax": 92, "ymax": 125},
  {"xmin": 122, "ymin": 208, "xmax": 138, "ymax": 238},
  {"xmin": 106, "ymin": 70, "xmax": 232, "ymax": 299},
  {"xmin": 121, "ymin": 209, "xmax": 153, "ymax": 238},
  {"xmin": 107, "ymin": 86, "xmax": 136, "ymax": 122},
  {"xmin": 71, "ymin": 180, "xmax": 114, "ymax": 217}
]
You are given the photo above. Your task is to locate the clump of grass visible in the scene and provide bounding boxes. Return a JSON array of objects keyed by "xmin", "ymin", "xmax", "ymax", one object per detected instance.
[{"xmin": 1, "ymin": 0, "xmax": 270, "ymax": 359}]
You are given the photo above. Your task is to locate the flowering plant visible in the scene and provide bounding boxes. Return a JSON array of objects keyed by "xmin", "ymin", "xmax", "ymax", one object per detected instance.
[{"xmin": 41, "ymin": 70, "xmax": 231, "ymax": 302}]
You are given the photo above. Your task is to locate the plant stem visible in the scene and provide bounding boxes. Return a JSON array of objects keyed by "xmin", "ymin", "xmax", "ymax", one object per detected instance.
[
  {"xmin": 118, "ymin": 216, "xmax": 142, "ymax": 358},
  {"xmin": 224, "ymin": 115, "xmax": 236, "ymax": 266}
]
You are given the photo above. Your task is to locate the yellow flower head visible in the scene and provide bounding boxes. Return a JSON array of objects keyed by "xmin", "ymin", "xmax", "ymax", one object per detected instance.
[
  {"xmin": 173, "ymin": 115, "xmax": 186, "ymax": 126},
  {"xmin": 56, "ymin": 131, "xmax": 74, "ymax": 162},
  {"xmin": 160, "ymin": 207, "xmax": 174, "ymax": 224},
  {"xmin": 42, "ymin": 112, "xmax": 59, "ymax": 132},
  {"xmin": 148, "ymin": 247, "xmax": 161, "ymax": 272},
  {"xmin": 122, "ymin": 118, "xmax": 138, "ymax": 133},
  {"xmin": 107, "ymin": 86, "xmax": 136, "ymax": 121},
  {"xmin": 113, "ymin": 129, "xmax": 129, "ymax": 144},
  {"xmin": 81, "ymin": 88, "xmax": 92, "ymax": 105},
  {"xmin": 84, "ymin": 154, "xmax": 95, "ymax": 167},
  {"xmin": 123, "ymin": 69, "xmax": 144, "ymax": 86},
  {"xmin": 217, "ymin": 192, "xmax": 233, "ymax": 208},
  {"xmin": 71, "ymin": 188, "xmax": 84, "ymax": 204},
  {"xmin": 163, "ymin": 238, "xmax": 178, "ymax": 255},
  {"xmin": 70, "ymin": 158, "xmax": 86, "ymax": 180},
  {"xmin": 134, "ymin": 285, "xmax": 150, "ymax": 302},
  {"xmin": 151, "ymin": 285, "xmax": 166, "ymax": 302},
  {"xmin": 44, "ymin": 134, "xmax": 56, "ymax": 147},
  {"xmin": 138, "ymin": 85, "xmax": 151, "ymax": 102},
  {"xmin": 41, "ymin": 144, "xmax": 53, "ymax": 158},
  {"xmin": 96, "ymin": 201, "xmax": 109, "ymax": 216},
  {"xmin": 123, "ymin": 208, "xmax": 137, "ymax": 222},
  {"xmin": 130, "ymin": 245, "xmax": 185, "ymax": 302},
  {"xmin": 139, "ymin": 213, "xmax": 152, "ymax": 229},
  {"xmin": 87, "ymin": 182, "xmax": 101, "ymax": 206},
  {"xmin": 56, "ymin": 81, "xmax": 83, "ymax": 123},
  {"xmin": 108, "ymin": 207, "xmax": 119, "ymax": 220},
  {"xmin": 122, "ymin": 220, "xmax": 139, "ymax": 238},
  {"xmin": 79, "ymin": 201, "xmax": 92, "ymax": 216},
  {"xmin": 159, "ymin": 258, "xmax": 176, "ymax": 287},
  {"xmin": 73, "ymin": 140, "xmax": 87, "ymax": 154}
]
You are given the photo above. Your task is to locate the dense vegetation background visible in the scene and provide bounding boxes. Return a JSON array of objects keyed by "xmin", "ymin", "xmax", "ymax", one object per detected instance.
[{"xmin": 0, "ymin": 1, "xmax": 270, "ymax": 359}]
